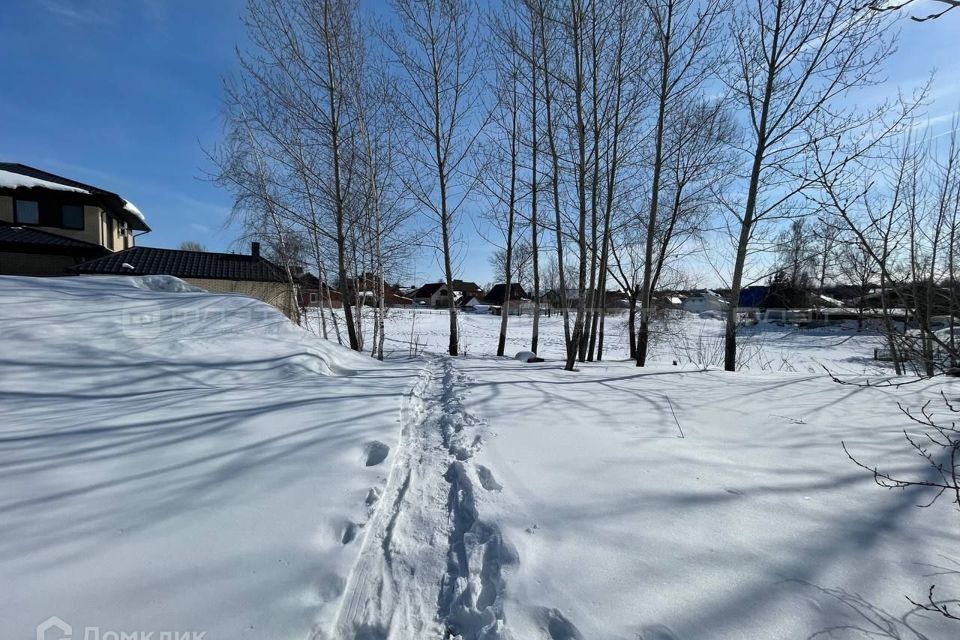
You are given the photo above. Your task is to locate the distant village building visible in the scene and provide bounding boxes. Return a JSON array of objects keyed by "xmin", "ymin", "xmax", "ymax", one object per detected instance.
[
  {"xmin": 0, "ymin": 163, "xmax": 151, "ymax": 276},
  {"xmin": 295, "ymin": 272, "xmax": 342, "ymax": 309},
  {"xmin": 412, "ymin": 280, "xmax": 483, "ymax": 308},
  {"xmin": 348, "ymin": 274, "xmax": 413, "ymax": 307},
  {"xmin": 682, "ymin": 290, "xmax": 728, "ymax": 314},
  {"xmin": 481, "ymin": 283, "xmax": 531, "ymax": 315}
]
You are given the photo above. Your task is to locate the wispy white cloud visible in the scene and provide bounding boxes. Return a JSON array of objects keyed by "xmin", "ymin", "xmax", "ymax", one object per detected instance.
[
  {"xmin": 36, "ymin": 0, "xmax": 168, "ymax": 26},
  {"xmin": 38, "ymin": 0, "xmax": 112, "ymax": 25}
]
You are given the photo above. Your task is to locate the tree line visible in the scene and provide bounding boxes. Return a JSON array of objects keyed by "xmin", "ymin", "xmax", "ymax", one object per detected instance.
[{"xmin": 210, "ymin": 0, "xmax": 959, "ymax": 373}]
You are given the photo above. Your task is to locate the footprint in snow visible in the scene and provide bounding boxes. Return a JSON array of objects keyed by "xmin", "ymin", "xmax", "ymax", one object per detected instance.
[
  {"xmin": 477, "ymin": 465, "xmax": 502, "ymax": 491},
  {"xmin": 363, "ymin": 441, "xmax": 390, "ymax": 466},
  {"xmin": 353, "ymin": 624, "xmax": 387, "ymax": 640},
  {"xmin": 638, "ymin": 624, "xmax": 683, "ymax": 640},
  {"xmin": 340, "ymin": 521, "xmax": 359, "ymax": 544},
  {"xmin": 536, "ymin": 608, "xmax": 583, "ymax": 640}
]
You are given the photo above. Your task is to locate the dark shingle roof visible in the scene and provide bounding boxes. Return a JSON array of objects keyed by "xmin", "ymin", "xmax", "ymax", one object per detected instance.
[
  {"xmin": 0, "ymin": 222, "xmax": 110, "ymax": 256},
  {"xmin": 0, "ymin": 162, "xmax": 150, "ymax": 232},
  {"xmin": 412, "ymin": 282, "xmax": 444, "ymax": 298},
  {"xmin": 483, "ymin": 283, "xmax": 530, "ymax": 305},
  {"xmin": 412, "ymin": 280, "xmax": 482, "ymax": 298},
  {"xmin": 69, "ymin": 246, "xmax": 287, "ymax": 282}
]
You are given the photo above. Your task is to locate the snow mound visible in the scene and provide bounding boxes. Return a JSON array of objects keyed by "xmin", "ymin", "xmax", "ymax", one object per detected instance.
[
  {"xmin": 514, "ymin": 350, "xmax": 537, "ymax": 362},
  {"xmin": 127, "ymin": 274, "xmax": 205, "ymax": 293},
  {"xmin": 0, "ymin": 274, "xmax": 412, "ymax": 639},
  {"xmin": 9, "ymin": 275, "xmax": 369, "ymax": 377}
]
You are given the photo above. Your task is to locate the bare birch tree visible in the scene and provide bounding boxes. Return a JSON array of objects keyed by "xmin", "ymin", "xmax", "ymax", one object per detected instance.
[
  {"xmin": 382, "ymin": 0, "xmax": 485, "ymax": 356},
  {"xmin": 721, "ymin": 0, "xmax": 894, "ymax": 371},
  {"xmin": 635, "ymin": 0, "xmax": 727, "ymax": 367}
]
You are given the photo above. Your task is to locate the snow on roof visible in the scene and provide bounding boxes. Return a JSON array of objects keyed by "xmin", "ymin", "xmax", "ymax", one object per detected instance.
[
  {"xmin": 121, "ymin": 199, "xmax": 146, "ymax": 223},
  {"xmin": 0, "ymin": 165, "xmax": 148, "ymax": 226},
  {"xmin": 0, "ymin": 169, "xmax": 90, "ymax": 194},
  {"xmin": 818, "ymin": 293, "xmax": 843, "ymax": 307}
]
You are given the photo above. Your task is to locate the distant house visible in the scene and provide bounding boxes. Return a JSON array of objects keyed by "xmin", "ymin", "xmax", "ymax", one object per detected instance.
[
  {"xmin": 462, "ymin": 296, "xmax": 489, "ymax": 312},
  {"xmin": 69, "ymin": 242, "xmax": 298, "ymax": 320},
  {"xmin": 295, "ymin": 272, "xmax": 342, "ymax": 309},
  {"xmin": 296, "ymin": 273, "xmax": 412, "ymax": 309},
  {"xmin": 398, "ymin": 285, "xmax": 419, "ymax": 298},
  {"xmin": 483, "ymin": 283, "xmax": 530, "ymax": 314},
  {"xmin": 349, "ymin": 274, "xmax": 414, "ymax": 307},
  {"xmin": 412, "ymin": 280, "xmax": 483, "ymax": 308},
  {"xmin": 0, "ymin": 162, "xmax": 151, "ymax": 276},
  {"xmin": 651, "ymin": 292, "xmax": 684, "ymax": 310},
  {"xmin": 682, "ymin": 290, "xmax": 728, "ymax": 314}
]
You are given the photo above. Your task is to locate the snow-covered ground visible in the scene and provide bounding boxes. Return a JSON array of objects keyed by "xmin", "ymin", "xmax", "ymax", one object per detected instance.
[
  {"xmin": 309, "ymin": 306, "xmax": 890, "ymax": 375},
  {"xmin": 0, "ymin": 276, "xmax": 416, "ymax": 639},
  {"xmin": 455, "ymin": 357, "xmax": 959, "ymax": 639},
  {"xmin": 3, "ymin": 280, "xmax": 957, "ymax": 639}
]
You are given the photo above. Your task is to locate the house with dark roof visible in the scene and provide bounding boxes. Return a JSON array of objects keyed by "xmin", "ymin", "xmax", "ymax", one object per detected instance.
[
  {"xmin": 70, "ymin": 243, "xmax": 298, "ymax": 320},
  {"xmin": 0, "ymin": 222, "xmax": 110, "ymax": 276},
  {"xmin": 0, "ymin": 163, "xmax": 151, "ymax": 276},
  {"xmin": 475, "ymin": 283, "xmax": 531, "ymax": 315},
  {"xmin": 411, "ymin": 280, "xmax": 483, "ymax": 308},
  {"xmin": 295, "ymin": 272, "xmax": 342, "ymax": 309}
]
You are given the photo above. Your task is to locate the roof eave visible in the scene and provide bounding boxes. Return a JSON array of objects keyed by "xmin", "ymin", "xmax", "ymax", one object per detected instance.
[{"xmin": 0, "ymin": 184, "xmax": 151, "ymax": 233}]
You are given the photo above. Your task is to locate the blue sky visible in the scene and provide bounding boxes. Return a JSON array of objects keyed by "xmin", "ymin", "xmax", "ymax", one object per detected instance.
[
  {"xmin": 0, "ymin": 1, "xmax": 242, "ymax": 252},
  {"xmin": 1, "ymin": 0, "xmax": 958, "ymax": 287}
]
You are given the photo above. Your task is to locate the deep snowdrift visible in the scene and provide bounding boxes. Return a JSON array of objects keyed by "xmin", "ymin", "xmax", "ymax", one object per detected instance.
[{"xmin": 0, "ymin": 276, "xmax": 415, "ymax": 639}]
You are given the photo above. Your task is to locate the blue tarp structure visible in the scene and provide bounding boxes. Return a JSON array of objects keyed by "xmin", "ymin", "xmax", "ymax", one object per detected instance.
[{"xmin": 738, "ymin": 286, "xmax": 768, "ymax": 307}]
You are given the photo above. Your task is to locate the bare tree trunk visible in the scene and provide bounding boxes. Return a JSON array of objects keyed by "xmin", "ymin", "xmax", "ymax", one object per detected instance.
[
  {"xmin": 637, "ymin": 5, "xmax": 672, "ymax": 367},
  {"xmin": 319, "ymin": 0, "xmax": 360, "ymax": 350},
  {"xmin": 530, "ymin": 18, "xmax": 541, "ymax": 355},
  {"xmin": 581, "ymin": 0, "xmax": 601, "ymax": 363},
  {"xmin": 385, "ymin": 0, "xmax": 481, "ymax": 358},
  {"xmin": 628, "ymin": 290, "xmax": 639, "ymax": 359},
  {"xmin": 566, "ymin": 0, "xmax": 590, "ymax": 372},
  {"xmin": 536, "ymin": 1, "xmax": 572, "ymax": 355},
  {"xmin": 724, "ymin": 0, "xmax": 892, "ymax": 371},
  {"xmin": 497, "ymin": 62, "xmax": 520, "ymax": 357}
]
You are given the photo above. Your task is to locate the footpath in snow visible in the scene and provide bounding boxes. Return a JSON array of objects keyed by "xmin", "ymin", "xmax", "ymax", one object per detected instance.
[{"xmin": 326, "ymin": 356, "xmax": 515, "ymax": 640}]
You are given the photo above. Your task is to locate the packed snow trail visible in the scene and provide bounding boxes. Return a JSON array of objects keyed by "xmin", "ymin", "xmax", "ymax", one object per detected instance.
[{"xmin": 321, "ymin": 357, "xmax": 516, "ymax": 640}]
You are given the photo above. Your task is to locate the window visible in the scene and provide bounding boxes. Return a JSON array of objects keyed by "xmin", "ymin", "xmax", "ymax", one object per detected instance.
[
  {"xmin": 309, "ymin": 292, "xmax": 319, "ymax": 304},
  {"xmin": 14, "ymin": 200, "xmax": 39, "ymax": 225},
  {"xmin": 62, "ymin": 205, "xmax": 84, "ymax": 230}
]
